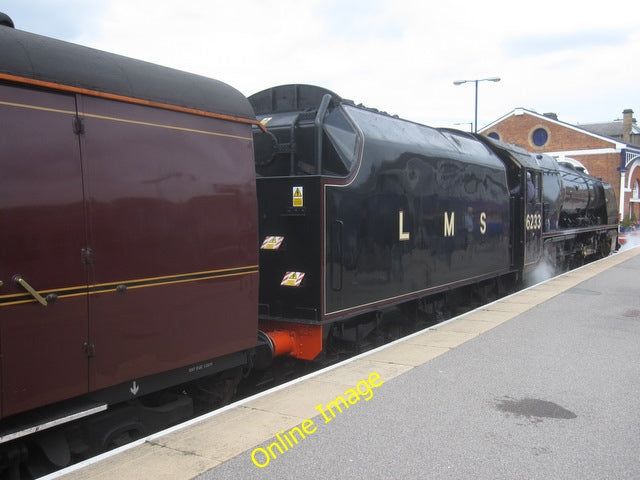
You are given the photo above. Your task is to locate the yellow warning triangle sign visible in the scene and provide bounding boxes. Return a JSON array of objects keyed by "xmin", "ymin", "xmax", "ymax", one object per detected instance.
[{"xmin": 292, "ymin": 186, "xmax": 304, "ymax": 207}]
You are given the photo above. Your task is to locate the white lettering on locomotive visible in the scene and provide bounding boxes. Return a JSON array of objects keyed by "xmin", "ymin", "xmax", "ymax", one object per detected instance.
[
  {"xmin": 399, "ymin": 210, "xmax": 410, "ymax": 241},
  {"xmin": 395, "ymin": 209, "xmax": 491, "ymax": 241},
  {"xmin": 444, "ymin": 211, "xmax": 455, "ymax": 237},
  {"xmin": 526, "ymin": 213, "xmax": 542, "ymax": 231},
  {"xmin": 480, "ymin": 212, "xmax": 487, "ymax": 234}
]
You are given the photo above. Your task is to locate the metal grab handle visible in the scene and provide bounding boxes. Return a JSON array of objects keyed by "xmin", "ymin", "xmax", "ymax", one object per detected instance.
[{"xmin": 13, "ymin": 275, "xmax": 48, "ymax": 306}]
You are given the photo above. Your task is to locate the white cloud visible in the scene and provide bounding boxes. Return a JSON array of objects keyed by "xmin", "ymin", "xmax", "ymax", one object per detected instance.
[
  {"xmin": 2, "ymin": 0, "xmax": 105, "ymax": 41},
  {"xmin": 3, "ymin": 0, "xmax": 639, "ymax": 128}
]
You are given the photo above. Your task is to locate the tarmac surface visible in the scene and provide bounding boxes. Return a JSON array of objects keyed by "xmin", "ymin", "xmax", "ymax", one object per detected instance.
[{"xmin": 56, "ymin": 247, "xmax": 640, "ymax": 480}]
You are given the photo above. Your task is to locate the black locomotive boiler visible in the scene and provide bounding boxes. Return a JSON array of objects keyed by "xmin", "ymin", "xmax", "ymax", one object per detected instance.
[{"xmin": 251, "ymin": 84, "xmax": 618, "ymax": 356}]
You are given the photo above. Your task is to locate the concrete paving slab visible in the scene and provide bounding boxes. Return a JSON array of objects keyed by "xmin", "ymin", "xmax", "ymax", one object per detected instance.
[
  {"xmin": 61, "ymin": 441, "xmax": 219, "ymax": 480},
  {"xmin": 532, "ymin": 280, "xmax": 575, "ymax": 292},
  {"xmin": 364, "ymin": 342, "xmax": 450, "ymax": 366},
  {"xmin": 433, "ymin": 317, "xmax": 497, "ymax": 334},
  {"xmin": 497, "ymin": 291, "xmax": 554, "ymax": 305},
  {"xmin": 461, "ymin": 308, "xmax": 516, "ymax": 324},
  {"xmin": 244, "ymin": 379, "xmax": 354, "ymax": 419},
  {"xmin": 404, "ymin": 329, "xmax": 477, "ymax": 348},
  {"xmin": 312, "ymin": 358, "xmax": 412, "ymax": 386},
  {"xmin": 154, "ymin": 407, "xmax": 302, "ymax": 464},
  {"xmin": 480, "ymin": 301, "xmax": 533, "ymax": 314}
]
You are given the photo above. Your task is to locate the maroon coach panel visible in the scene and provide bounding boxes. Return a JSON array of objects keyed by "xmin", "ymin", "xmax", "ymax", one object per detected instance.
[
  {"xmin": 0, "ymin": 22, "xmax": 260, "ymax": 419},
  {"xmin": 77, "ymin": 95, "xmax": 258, "ymax": 391},
  {"xmin": 0, "ymin": 84, "xmax": 89, "ymax": 417}
]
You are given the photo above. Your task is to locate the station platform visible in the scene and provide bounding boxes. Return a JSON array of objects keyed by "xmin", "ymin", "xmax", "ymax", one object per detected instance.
[{"xmin": 56, "ymin": 247, "xmax": 640, "ymax": 480}]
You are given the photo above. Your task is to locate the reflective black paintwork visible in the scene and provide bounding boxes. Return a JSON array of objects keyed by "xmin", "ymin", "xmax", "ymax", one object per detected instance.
[
  {"xmin": 251, "ymin": 85, "xmax": 511, "ymax": 321},
  {"xmin": 324, "ymin": 106, "xmax": 511, "ymax": 315}
]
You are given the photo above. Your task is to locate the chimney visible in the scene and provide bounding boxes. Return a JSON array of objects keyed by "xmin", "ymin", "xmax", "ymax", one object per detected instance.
[{"xmin": 623, "ymin": 109, "xmax": 634, "ymax": 144}]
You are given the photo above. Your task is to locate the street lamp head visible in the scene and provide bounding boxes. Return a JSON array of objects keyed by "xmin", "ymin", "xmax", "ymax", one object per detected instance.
[{"xmin": 454, "ymin": 77, "xmax": 501, "ymax": 85}]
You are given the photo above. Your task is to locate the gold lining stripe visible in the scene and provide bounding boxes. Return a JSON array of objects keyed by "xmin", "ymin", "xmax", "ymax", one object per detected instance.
[
  {"xmin": 89, "ymin": 265, "xmax": 259, "ymax": 290},
  {"xmin": 0, "ymin": 99, "xmax": 72, "ymax": 115},
  {"xmin": 0, "ymin": 265, "xmax": 259, "ymax": 306},
  {"xmin": 82, "ymin": 111, "xmax": 251, "ymax": 140},
  {"xmin": 0, "ymin": 100, "xmax": 252, "ymax": 140}
]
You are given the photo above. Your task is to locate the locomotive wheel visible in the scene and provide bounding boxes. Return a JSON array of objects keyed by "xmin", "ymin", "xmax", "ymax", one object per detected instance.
[{"xmin": 599, "ymin": 238, "xmax": 612, "ymax": 258}]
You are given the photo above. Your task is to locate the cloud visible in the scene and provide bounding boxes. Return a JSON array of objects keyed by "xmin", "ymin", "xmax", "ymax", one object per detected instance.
[
  {"xmin": 3, "ymin": 0, "xmax": 105, "ymax": 42},
  {"xmin": 3, "ymin": 0, "xmax": 639, "ymax": 128},
  {"xmin": 318, "ymin": 0, "xmax": 404, "ymax": 40},
  {"xmin": 505, "ymin": 30, "xmax": 629, "ymax": 58}
]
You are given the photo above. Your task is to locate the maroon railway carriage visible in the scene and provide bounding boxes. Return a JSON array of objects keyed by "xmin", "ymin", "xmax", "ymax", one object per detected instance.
[{"xmin": 0, "ymin": 20, "xmax": 259, "ymax": 429}]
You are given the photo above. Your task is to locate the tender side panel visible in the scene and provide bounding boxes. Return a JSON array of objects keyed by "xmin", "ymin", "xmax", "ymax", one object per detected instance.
[
  {"xmin": 0, "ymin": 84, "xmax": 89, "ymax": 417},
  {"xmin": 77, "ymin": 95, "xmax": 259, "ymax": 391},
  {"xmin": 325, "ymin": 109, "xmax": 512, "ymax": 316}
]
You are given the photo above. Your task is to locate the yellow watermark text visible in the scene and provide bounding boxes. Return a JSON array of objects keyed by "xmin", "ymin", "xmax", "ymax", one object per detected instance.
[{"xmin": 250, "ymin": 371, "xmax": 384, "ymax": 468}]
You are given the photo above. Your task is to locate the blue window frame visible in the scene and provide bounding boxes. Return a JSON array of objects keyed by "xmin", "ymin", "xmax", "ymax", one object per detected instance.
[{"xmin": 532, "ymin": 128, "xmax": 548, "ymax": 146}]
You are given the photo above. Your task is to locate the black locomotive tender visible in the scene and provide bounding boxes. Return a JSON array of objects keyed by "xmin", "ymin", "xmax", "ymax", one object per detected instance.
[{"xmin": 0, "ymin": 13, "xmax": 619, "ymax": 477}]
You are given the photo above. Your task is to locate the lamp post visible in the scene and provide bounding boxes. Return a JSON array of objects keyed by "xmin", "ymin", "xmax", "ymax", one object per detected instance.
[{"xmin": 453, "ymin": 77, "xmax": 501, "ymax": 133}]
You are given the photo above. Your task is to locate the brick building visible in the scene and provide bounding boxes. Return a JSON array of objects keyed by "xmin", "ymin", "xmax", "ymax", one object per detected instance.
[{"xmin": 480, "ymin": 108, "xmax": 640, "ymax": 221}]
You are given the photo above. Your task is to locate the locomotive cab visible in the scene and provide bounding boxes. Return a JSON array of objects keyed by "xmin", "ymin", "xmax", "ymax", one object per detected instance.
[
  {"xmin": 474, "ymin": 138, "xmax": 549, "ymax": 272},
  {"xmin": 478, "ymin": 137, "xmax": 618, "ymax": 275}
]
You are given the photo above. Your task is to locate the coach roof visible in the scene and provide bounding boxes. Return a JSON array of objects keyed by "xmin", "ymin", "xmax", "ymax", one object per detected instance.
[{"xmin": 0, "ymin": 23, "xmax": 256, "ymax": 121}]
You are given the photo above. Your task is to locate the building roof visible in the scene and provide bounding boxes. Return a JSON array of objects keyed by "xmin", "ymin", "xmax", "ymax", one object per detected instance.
[
  {"xmin": 482, "ymin": 107, "xmax": 640, "ymax": 150},
  {"xmin": 481, "ymin": 107, "xmax": 626, "ymax": 149},
  {"xmin": 579, "ymin": 121, "xmax": 640, "ymax": 138}
]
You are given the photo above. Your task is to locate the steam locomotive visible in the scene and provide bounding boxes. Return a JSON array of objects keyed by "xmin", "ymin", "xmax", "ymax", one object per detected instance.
[
  {"xmin": 251, "ymin": 84, "xmax": 618, "ymax": 358},
  {"xmin": 0, "ymin": 13, "xmax": 618, "ymax": 476}
]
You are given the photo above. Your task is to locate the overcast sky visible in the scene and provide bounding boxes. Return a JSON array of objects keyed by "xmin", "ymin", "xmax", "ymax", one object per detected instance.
[{"xmin": 3, "ymin": 0, "xmax": 639, "ymax": 130}]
